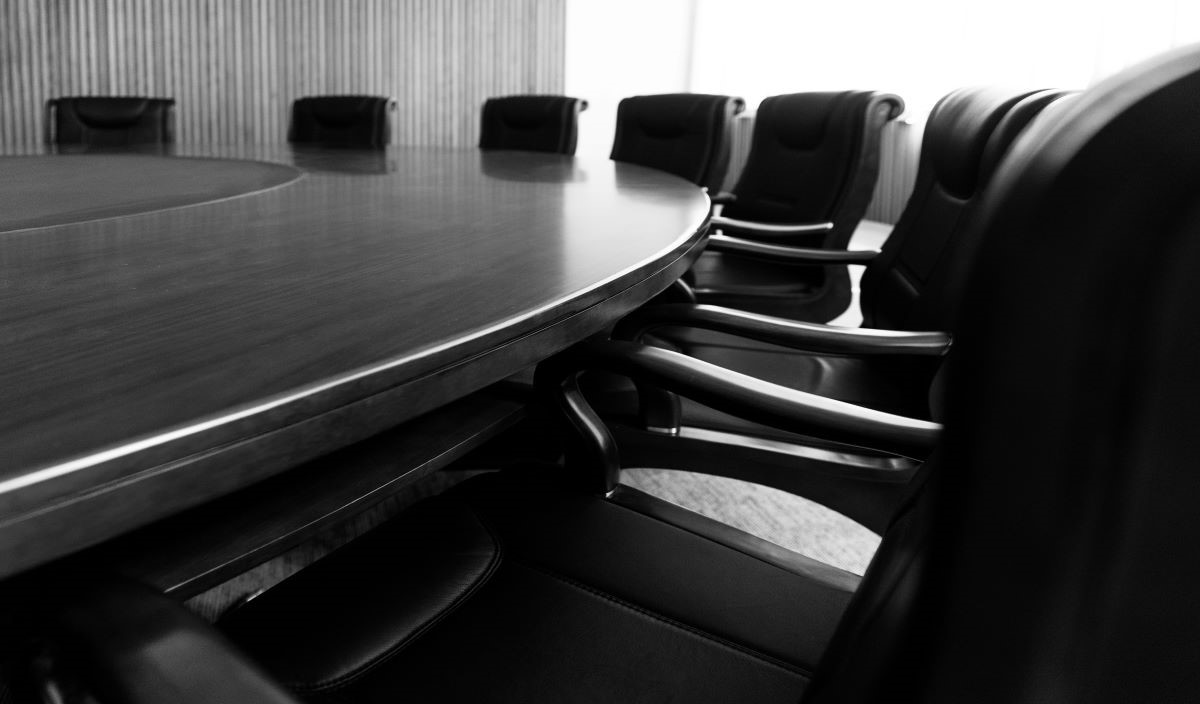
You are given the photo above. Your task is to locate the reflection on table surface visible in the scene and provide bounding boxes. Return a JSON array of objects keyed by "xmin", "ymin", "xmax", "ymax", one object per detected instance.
[{"xmin": 0, "ymin": 144, "xmax": 710, "ymax": 579}]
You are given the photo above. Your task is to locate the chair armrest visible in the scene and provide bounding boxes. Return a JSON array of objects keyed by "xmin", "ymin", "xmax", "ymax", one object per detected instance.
[
  {"xmin": 708, "ymin": 191, "xmax": 737, "ymax": 205},
  {"xmin": 537, "ymin": 340, "xmax": 940, "ymax": 493},
  {"xmin": 615, "ymin": 303, "xmax": 952, "ymax": 357},
  {"xmin": 711, "ymin": 214, "xmax": 834, "ymax": 238},
  {"xmin": 36, "ymin": 579, "xmax": 299, "ymax": 704},
  {"xmin": 707, "ymin": 233, "xmax": 880, "ymax": 264}
]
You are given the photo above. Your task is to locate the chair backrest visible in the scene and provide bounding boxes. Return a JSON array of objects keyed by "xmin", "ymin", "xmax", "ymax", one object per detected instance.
[
  {"xmin": 805, "ymin": 45, "xmax": 1200, "ymax": 703},
  {"xmin": 288, "ymin": 95, "xmax": 394, "ymax": 148},
  {"xmin": 723, "ymin": 91, "xmax": 902, "ymax": 235},
  {"xmin": 609, "ymin": 93, "xmax": 746, "ymax": 191},
  {"xmin": 45, "ymin": 97, "xmax": 175, "ymax": 146},
  {"xmin": 859, "ymin": 87, "xmax": 1068, "ymax": 330},
  {"xmin": 479, "ymin": 95, "xmax": 587, "ymax": 155}
]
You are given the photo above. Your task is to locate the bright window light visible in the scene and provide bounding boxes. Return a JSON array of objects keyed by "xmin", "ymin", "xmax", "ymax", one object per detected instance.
[{"xmin": 568, "ymin": 0, "xmax": 1200, "ymax": 154}]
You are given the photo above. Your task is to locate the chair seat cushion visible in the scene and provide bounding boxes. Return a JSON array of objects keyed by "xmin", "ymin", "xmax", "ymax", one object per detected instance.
[{"xmin": 221, "ymin": 468, "xmax": 859, "ymax": 703}]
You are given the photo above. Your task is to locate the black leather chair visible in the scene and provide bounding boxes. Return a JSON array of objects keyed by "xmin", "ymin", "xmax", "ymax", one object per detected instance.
[
  {"xmin": 592, "ymin": 88, "xmax": 1067, "ymax": 531},
  {"xmin": 626, "ymin": 87, "xmax": 1067, "ymax": 419},
  {"xmin": 45, "ymin": 97, "xmax": 175, "ymax": 146},
  {"xmin": 478, "ymin": 95, "xmax": 588, "ymax": 155},
  {"xmin": 609, "ymin": 93, "xmax": 746, "ymax": 191},
  {"xmin": 689, "ymin": 91, "xmax": 904, "ymax": 323},
  {"xmin": 288, "ymin": 95, "xmax": 395, "ymax": 148},
  {"xmin": 29, "ymin": 45, "xmax": 1200, "ymax": 703}
]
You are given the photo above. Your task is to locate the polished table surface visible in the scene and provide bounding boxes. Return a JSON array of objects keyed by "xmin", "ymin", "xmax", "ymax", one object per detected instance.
[{"xmin": 0, "ymin": 145, "xmax": 710, "ymax": 578}]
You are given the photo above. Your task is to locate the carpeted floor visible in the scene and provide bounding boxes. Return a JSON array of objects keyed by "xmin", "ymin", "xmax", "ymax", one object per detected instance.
[
  {"xmin": 615, "ymin": 220, "xmax": 891, "ymax": 576},
  {"xmin": 622, "ymin": 468, "xmax": 880, "ymax": 574}
]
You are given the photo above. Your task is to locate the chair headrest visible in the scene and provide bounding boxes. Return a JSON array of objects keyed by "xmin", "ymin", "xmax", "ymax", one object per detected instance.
[
  {"xmin": 301, "ymin": 96, "xmax": 388, "ymax": 127},
  {"xmin": 57, "ymin": 97, "xmax": 173, "ymax": 129},
  {"xmin": 623, "ymin": 93, "xmax": 739, "ymax": 139},
  {"xmin": 920, "ymin": 87, "xmax": 1039, "ymax": 198},
  {"xmin": 757, "ymin": 92, "xmax": 838, "ymax": 150},
  {"xmin": 488, "ymin": 96, "xmax": 583, "ymax": 130}
]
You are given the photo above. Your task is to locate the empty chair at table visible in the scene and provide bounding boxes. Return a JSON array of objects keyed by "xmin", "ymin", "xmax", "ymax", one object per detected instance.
[
  {"xmin": 479, "ymin": 95, "xmax": 588, "ymax": 155},
  {"xmin": 609, "ymin": 93, "xmax": 746, "ymax": 191},
  {"xmin": 288, "ymin": 95, "xmax": 395, "ymax": 148},
  {"xmin": 691, "ymin": 91, "xmax": 904, "ymax": 323},
  {"xmin": 45, "ymin": 96, "xmax": 175, "ymax": 147}
]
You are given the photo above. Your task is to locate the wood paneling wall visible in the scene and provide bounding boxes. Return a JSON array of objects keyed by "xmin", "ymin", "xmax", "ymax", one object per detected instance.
[
  {"xmin": 863, "ymin": 121, "xmax": 920, "ymax": 225},
  {"xmin": 0, "ymin": 0, "xmax": 566, "ymax": 148}
]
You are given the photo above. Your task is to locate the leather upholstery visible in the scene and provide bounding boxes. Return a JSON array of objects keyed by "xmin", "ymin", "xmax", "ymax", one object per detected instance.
[
  {"xmin": 47, "ymin": 97, "xmax": 175, "ymax": 146},
  {"xmin": 690, "ymin": 91, "xmax": 903, "ymax": 322},
  {"xmin": 479, "ymin": 95, "xmax": 587, "ymax": 155},
  {"xmin": 668, "ymin": 88, "xmax": 1067, "ymax": 426},
  {"xmin": 859, "ymin": 88, "xmax": 1067, "ymax": 330},
  {"xmin": 580, "ymin": 89, "xmax": 1064, "ymax": 531},
  {"xmin": 723, "ymin": 92, "xmax": 890, "ymax": 226},
  {"xmin": 223, "ymin": 468, "xmax": 858, "ymax": 703},
  {"xmin": 609, "ymin": 93, "xmax": 745, "ymax": 191},
  {"xmin": 806, "ymin": 47, "xmax": 1200, "ymax": 701},
  {"xmin": 288, "ymin": 95, "xmax": 393, "ymax": 148}
]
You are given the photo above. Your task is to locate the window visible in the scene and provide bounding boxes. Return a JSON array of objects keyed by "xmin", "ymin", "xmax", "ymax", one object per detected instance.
[{"xmin": 568, "ymin": 0, "xmax": 1200, "ymax": 154}]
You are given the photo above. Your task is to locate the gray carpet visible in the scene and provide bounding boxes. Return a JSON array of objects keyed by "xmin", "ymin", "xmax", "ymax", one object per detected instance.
[{"xmin": 622, "ymin": 468, "xmax": 880, "ymax": 574}]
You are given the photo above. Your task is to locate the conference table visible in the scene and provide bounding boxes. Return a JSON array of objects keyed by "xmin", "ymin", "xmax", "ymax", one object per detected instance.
[{"xmin": 0, "ymin": 144, "xmax": 710, "ymax": 589}]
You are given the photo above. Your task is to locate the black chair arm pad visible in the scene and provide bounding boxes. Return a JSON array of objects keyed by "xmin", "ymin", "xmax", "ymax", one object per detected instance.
[
  {"xmin": 706, "ymin": 234, "xmax": 879, "ymax": 263},
  {"xmin": 615, "ymin": 303, "xmax": 952, "ymax": 357},
  {"xmin": 543, "ymin": 340, "xmax": 940, "ymax": 460},
  {"xmin": 710, "ymin": 214, "xmax": 834, "ymax": 238}
]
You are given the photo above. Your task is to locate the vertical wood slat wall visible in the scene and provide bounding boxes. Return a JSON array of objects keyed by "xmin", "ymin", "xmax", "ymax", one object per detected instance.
[{"xmin": 0, "ymin": 0, "xmax": 566, "ymax": 149}]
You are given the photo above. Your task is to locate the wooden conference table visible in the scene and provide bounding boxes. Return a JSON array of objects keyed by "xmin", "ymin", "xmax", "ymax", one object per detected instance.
[{"xmin": 0, "ymin": 145, "xmax": 710, "ymax": 587}]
